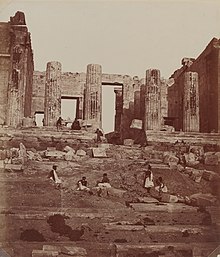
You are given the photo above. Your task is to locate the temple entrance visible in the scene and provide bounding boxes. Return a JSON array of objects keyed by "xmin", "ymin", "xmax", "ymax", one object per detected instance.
[
  {"xmin": 102, "ymin": 84, "xmax": 122, "ymax": 134},
  {"xmin": 61, "ymin": 97, "xmax": 77, "ymax": 127},
  {"xmin": 35, "ymin": 112, "xmax": 44, "ymax": 127}
]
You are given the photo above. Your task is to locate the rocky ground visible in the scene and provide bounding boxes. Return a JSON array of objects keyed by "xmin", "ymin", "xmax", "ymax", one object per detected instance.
[{"xmin": 0, "ymin": 128, "xmax": 220, "ymax": 257}]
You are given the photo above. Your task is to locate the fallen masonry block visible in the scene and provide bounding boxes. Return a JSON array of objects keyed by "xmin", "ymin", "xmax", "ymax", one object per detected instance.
[
  {"xmin": 64, "ymin": 151, "xmax": 76, "ymax": 161},
  {"xmin": 43, "ymin": 245, "xmax": 87, "ymax": 256},
  {"xmin": 130, "ymin": 119, "xmax": 142, "ymax": 129},
  {"xmin": 99, "ymin": 143, "xmax": 111, "ymax": 149},
  {"xmin": 92, "ymin": 147, "xmax": 107, "ymax": 158},
  {"xmin": 32, "ymin": 250, "xmax": 59, "ymax": 257},
  {"xmin": 76, "ymin": 149, "xmax": 87, "ymax": 156},
  {"xmin": 4, "ymin": 163, "xmax": 23, "ymax": 171},
  {"xmin": 0, "ymin": 149, "xmax": 7, "ymax": 160},
  {"xmin": 202, "ymin": 170, "xmax": 219, "ymax": 181},
  {"xmin": 161, "ymin": 194, "xmax": 178, "ymax": 203},
  {"xmin": 123, "ymin": 139, "xmax": 134, "ymax": 146},
  {"xmin": 190, "ymin": 193, "xmax": 217, "ymax": 207},
  {"xmin": 63, "ymin": 146, "xmax": 75, "ymax": 153},
  {"xmin": 45, "ymin": 150, "xmax": 64, "ymax": 159},
  {"xmin": 108, "ymin": 187, "xmax": 126, "ymax": 197},
  {"xmin": 137, "ymin": 197, "xmax": 159, "ymax": 204},
  {"xmin": 204, "ymin": 154, "xmax": 218, "ymax": 165},
  {"xmin": 0, "ymin": 160, "xmax": 5, "ymax": 168}
]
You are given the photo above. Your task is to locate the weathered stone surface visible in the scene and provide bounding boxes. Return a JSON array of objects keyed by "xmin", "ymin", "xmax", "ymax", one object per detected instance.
[
  {"xmin": 76, "ymin": 149, "xmax": 86, "ymax": 156},
  {"xmin": 4, "ymin": 163, "xmax": 23, "ymax": 171},
  {"xmin": 64, "ymin": 151, "xmax": 76, "ymax": 161},
  {"xmin": 190, "ymin": 193, "xmax": 217, "ymax": 207},
  {"xmin": 202, "ymin": 170, "xmax": 219, "ymax": 181},
  {"xmin": 19, "ymin": 142, "xmax": 27, "ymax": 164},
  {"xmin": 32, "ymin": 250, "xmax": 59, "ymax": 257},
  {"xmin": 123, "ymin": 139, "xmax": 134, "ymax": 146},
  {"xmin": 130, "ymin": 119, "xmax": 142, "ymax": 129},
  {"xmin": 215, "ymin": 152, "xmax": 220, "ymax": 162},
  {"xmin": 137, "ymin": 197, "xmax": 159, "ymax": 203},
  {"xmin": 92, "ymin": 147, "xmax": 107, "ymax": 158},
  {"xmin": 63, "ymin": 146, "xmax": 75, "ymax": 153},
  {"xmin": 184, "ymin": 152, "xmax": 200, "ymax": 166},
  {"xmin": 0, "ymin": 149, "xmax": 7, "ymax": 160},
  {"xmin": 108, "ymin": 187, "xmax": 126, "ymax": 198},
  {"xmin": 204, "ymin": 154, "xmax": 218, "ymax": 165},
  {"xmin": 45, "ymin": 150, "xmax": 64, "ymax": 159},
  {"xmin": 0, "ymin": 160, "xmax": 5, "ymax": 169},
  {"xmin": 161, "ymin": 194, "xmax": 178, "ymax": 203}
]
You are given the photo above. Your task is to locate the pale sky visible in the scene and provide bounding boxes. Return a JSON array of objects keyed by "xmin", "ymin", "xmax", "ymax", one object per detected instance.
[{"xmin": 0, "ymin": 0, "xmax": 220, "ymax": 132}]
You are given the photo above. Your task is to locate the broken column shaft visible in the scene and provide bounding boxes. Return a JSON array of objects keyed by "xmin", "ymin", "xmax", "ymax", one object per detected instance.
[{"xmin": 44, "ymin": 61, "xmax": 61, "ymax": 126}]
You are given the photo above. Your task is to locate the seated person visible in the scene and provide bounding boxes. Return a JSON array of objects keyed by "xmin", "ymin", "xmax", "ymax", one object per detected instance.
[
  {"xmin": 155, "ymin": 176, "xmax": 168, "ymax": 196},
  {"xmin": 97, "ymin": 173, "xmax": 111, "ymax": 188},
  {"xmin": 77, "ymin": 176, "xmax": 90, "ymax": 192},
  {"xmin": 71, "ymin": 118, "xmax": 81, "ymax": 130},
  {"xmin": 48, "ymin": 164, "xmax": 62, "ymax": 188}
]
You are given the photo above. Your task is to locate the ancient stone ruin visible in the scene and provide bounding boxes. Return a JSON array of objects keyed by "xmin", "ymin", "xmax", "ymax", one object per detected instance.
[
  {"xmin": 0, "ymin": 11, "xmax": 220, "ymax": 257},
  {"xmin": 0, "ymin": 12, "xmax": 220, "ymax": 135}
]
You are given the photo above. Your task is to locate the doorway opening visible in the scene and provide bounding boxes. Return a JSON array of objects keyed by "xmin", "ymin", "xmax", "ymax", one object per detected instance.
[
  {"xmin": 61, "ymin": 97, "xmax": 77, "ymax": 128},
  {"xmin": 102, "ymin": 84, "xmax": 122, "ymax": 134},
  {"xmin": 35, "ymin": 112, "xmax": 44, "ymax": 127}
]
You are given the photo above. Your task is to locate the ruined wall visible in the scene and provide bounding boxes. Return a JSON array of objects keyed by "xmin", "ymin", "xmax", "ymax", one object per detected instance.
[
  {"xmin": 114, "ymin": 88, "xmax": 123, "ymax": 132},
  {"xmin": 0, "ymin": 23, "xmax": 10, "ymax": 125},
  {"xmin": 168, "ymin": 38, "xmax": 220, "ymax": 133},
  {"xmin": 0, "ymin": 12, "xmax": 34, "ymax": 127}
]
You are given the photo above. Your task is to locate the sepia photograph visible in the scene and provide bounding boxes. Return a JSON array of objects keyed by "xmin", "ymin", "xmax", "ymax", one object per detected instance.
[{"xmin": 0, "ymin": 0, "xmax": 220, "ymax": 256}]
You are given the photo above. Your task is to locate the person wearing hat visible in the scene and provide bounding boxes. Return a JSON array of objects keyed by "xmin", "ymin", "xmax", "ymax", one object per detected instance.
[{"xmin": 48, "ymin": 164, "xmax": 62, "ymax": 187}]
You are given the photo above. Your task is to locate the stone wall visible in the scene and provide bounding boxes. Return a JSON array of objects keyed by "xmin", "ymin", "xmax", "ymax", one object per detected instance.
[
  {"xmin": 168, "ymin": 38, "xmax": 220, "ymax": 133},
  {"xmin": 0, "ymin": 12, "xmax": 34, "ymax": 127}
]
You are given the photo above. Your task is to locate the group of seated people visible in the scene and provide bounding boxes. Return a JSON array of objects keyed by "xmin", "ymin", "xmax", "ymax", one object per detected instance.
[{"xmin": 77, "ymin": 173, "xmax": 111, "ymax": 196}]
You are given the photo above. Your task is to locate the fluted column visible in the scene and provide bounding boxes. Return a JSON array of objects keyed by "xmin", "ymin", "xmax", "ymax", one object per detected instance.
[
  {"xmin": 144, "ymin": 69, "xmax": 161, "ymax": 130},
  {"xmin": 183, "ymin": 72, "xmax": 199, "ymax": 132},
  {"xmin": 84, "ymin": 64, "xmax": 102, "ymax": 129},
  {"xmin": 44, "ymin": 61, "xmax": 61, "ymax": 126}
]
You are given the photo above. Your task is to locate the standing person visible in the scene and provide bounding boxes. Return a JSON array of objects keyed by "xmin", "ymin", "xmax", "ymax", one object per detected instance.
[
  {"xmin": 143, "ymin": 164, "xmax": 154, "ymax": 195},
  {"xmin": 48, "ymin": 164, "xmax": 62, "ymax": 188},
  {"xmin": 95, "ymin": 128, "xmax": 103, "ymax": 143},
  {"xmin": 56, "ymin": 117, "xmax": 63, "ymax": 131}
]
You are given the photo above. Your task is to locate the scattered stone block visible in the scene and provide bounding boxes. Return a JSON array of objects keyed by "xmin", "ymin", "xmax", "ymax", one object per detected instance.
[
  {"xmin": 215, "ymin": 152, "xmax": 220, "ymax": 162},
  {"xmin": 76, "ymin": 149, "xmax": 86, "ymax": 156},
  {"xmin": 4, "ymin": 164, "xmax": 23, "ymax": 172},
  {"xmin": 161, "ymin": 194, "xmax": 178, "ymax": 203},
  {"xmin": 45, "ymin": 150, "xmax": 64, "ymax": 159},
  {"xmin": 99, "ymin": 143, "xmax": 111, "ymax": 149},
  {"xmin": 0, "ymin": 149, "xmax": 7, "ymax": 160},
  {"xmin": 108, "ymin": 187, "xmax": 126, "ymax": 198},
  {"xmin": 137, "ymin": 197, "xmax": 159, "ymax": 203},
  {"xmin": 63, "ymin": 146, "xmax": 75, "ymax": 153},
  {"xmin": 123, "ymin": 139, "xmax": 134, "ymax": 146},
  {"xmin": 43, "ymin": 246, "xmax": 60, "ymax": 252},
  {"xmin": 0, "ymin": 160, "xmax": 5, "ymax": 169},
  {"xmin": 19, "ymin": 142, "xmax": 28, "ymax": 164},
  {"xmin": 204, "ymin": 154, "xmax": 218, "ymax": 166},
  {"xmin": 92, "ymin": 148, "xmax": 107, "ymax": 158},
  {"xmin": 189, "ymin": 145, "xmax": 204, "ymax": 157},
  {"xmin": 61, "ymin": 246, "xmax": 87, "ymax": 256},
  {"xmin": 184, "ymin": 153, "xmax": 199, "ymax": 166},
  {"xmin": 190, "ymin": 193, "xmax": 217, "ymax": 207},
  {"xmin": 130, "ymin": 119, "xmax": 142, "ymax": 129},
  {"xmin": 202, "ymin": 170, "xmax": 218, "ymax": 181},
  {"xmin": 190, "ymin": 169, "xmax": 203, "ymax": 183},
  {"xmin": 32, "ymin": 250, "xmax": 59, "ymax": 257},
  {"xmin": 47, "ymin": 147, "xmax": 56, "ymax": 151}
]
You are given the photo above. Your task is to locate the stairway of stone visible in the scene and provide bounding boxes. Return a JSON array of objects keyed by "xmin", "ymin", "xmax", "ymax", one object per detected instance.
[{"xmin": 0, "ymin": 128, "xmax": 220, "ymax": 257}]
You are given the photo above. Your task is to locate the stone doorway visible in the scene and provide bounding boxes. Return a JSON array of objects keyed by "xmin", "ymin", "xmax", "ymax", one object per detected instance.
[
  {"xmin": 61, "ymin": 97, "xmax": 78, "ymax": 127},
  {"xmin": 102, "ymin": 83, "xmax": 122, "ymax": 134},
  {"xmin": 35, "ymin": 112, "xmax": 44, "ymax": 127}
]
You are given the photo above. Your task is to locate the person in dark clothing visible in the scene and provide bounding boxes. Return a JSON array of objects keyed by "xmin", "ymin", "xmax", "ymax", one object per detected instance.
[
  {"xmin": 77, "ymin": 176, "xmax": 90, "ymax": 191},
  {"xmin": 155, "ymin": 176, "xmax": 168, "ymax": 196},
  {"xmin": 56, "ymin": 117, "xmax": 63, "ymax": 131},
  {"xmin": 101, "ymin": 173, "xmax": 110, "ymax": 183},
  {"xmin": 95, "ymin": 128, "xmax": 103, "ymax": 143},
  {"xmin": 71, "ymin": 118, "xmax": 81, "ymax": 130}
]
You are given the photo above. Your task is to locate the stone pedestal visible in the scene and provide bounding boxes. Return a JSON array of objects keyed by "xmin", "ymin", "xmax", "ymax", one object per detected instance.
[
  {"xmin": 183, "ymin": 72, "xmax": 199, "ymax": 132},
  {"xmin": 144, "ymin": 69, "xmax": 161, "ymax": 130},
  {"xmin": 44, "ymin": 61, "xmax": 62, "ymax": 126},
  {"xmin": 84, "ymin": 64, "xmax": 102, "ymax": 129}
]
